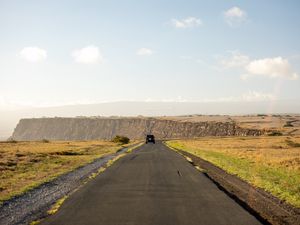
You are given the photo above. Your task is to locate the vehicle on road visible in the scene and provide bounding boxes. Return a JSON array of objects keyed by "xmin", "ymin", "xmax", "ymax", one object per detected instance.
[{"xmin": 146, "ymin": 134, "xmax": 155, "ymax": 144}]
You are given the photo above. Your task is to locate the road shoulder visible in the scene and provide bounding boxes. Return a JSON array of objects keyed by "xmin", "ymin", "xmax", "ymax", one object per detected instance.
[{"xmin": 165, "ymin": 142, "xmax": 300, "ymax": 225}]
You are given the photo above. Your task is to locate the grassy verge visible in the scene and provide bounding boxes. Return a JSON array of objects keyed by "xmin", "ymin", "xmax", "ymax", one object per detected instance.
[
  {"xmin": 166, "ymin": 136, "xmax": 300, "ymax": 208},
  {"xmin": 0, "ymin": 140, "xmax": 134, "ymax": 203}
]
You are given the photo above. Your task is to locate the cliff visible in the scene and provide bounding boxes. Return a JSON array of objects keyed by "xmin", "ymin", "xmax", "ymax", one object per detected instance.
[{"xmin": 11, "ymin": 117, "xmax": 264, "ymax": 141}]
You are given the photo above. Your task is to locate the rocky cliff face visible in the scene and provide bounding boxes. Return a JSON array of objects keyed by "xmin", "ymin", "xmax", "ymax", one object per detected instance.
[{"xmin": 11, "ymin": 117, "xmax": 264, "ymax": 141}]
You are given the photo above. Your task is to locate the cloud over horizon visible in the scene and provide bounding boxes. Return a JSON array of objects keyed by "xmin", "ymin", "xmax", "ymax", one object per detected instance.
[
  {"xmin": 18, "ymin": 47, "xmax": 47, "ymax": 63},
  {"xmin": 202, "ymin": 91, "xmax": 276, "ymax": 103}
]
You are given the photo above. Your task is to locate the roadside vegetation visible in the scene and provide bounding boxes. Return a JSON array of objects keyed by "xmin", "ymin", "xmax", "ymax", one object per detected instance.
[
  {"xmin": 112, "ymin": 135, "xmax": 130, "ymax": 144},
  {"xmin": 0, "ymin": 140, "xmax": 129, "ymax": 203},
  {"xmin": 166, "ymin": 136, "xmax": 300, "ymax": 208}
]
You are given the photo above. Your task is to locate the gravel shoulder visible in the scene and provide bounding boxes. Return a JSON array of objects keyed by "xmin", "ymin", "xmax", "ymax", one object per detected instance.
[
  {"xmin": 169, "ymin": 146, "xmax": 300, "ymax": 225},
  {"xmin": 0, "ymin": 143, "xmax": 140, "ymax": 225}
]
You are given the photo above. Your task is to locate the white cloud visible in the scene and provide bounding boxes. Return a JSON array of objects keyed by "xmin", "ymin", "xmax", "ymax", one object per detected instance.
[
  {"xmin": 220, "ymin": 52, "xmax": 298, "ymax": 80},
  {"xmin": 224, "ymin": 6, "xmax": 247, "ymax": 27},
  {"xmin": 221, "ymin": 51, "xmax": 250, "ymax": 68},
  {"xmin": 244, "ymin": 57, "xmax": 299, "ymax": 80},
  {"xmin": 72, "ymin": 45, "xmax": 103, "ymax": 64},
  {"xmin": 203, "ymin": 91, "xmax": 276, "ymax": 102},
  {"xmin": 145, "ymin": 96, "xmax": 187, "ymax": 102},
  {"xmin": 136, "ymin": 48, "xmax": 154, "ymax": 56},
  {"xmin": 143, "ymin": 92, "xmax": 275, "ymax": 103},
  {"xmin": 171, "ymin": 17, "xmax": 202, "ymax": 28},
  {"xmin": 19, "ymin": 47, "xmax": 47, "ymax": 63},
  {"xmin": 241, "ymin": 91, "xmax": 276, "ymax": 101}
]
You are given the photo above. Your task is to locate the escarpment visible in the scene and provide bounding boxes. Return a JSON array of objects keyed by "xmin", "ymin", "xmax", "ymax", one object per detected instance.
[{"xmin": 11, "ymin": 117, "xmax": 264, "ymax": 141}]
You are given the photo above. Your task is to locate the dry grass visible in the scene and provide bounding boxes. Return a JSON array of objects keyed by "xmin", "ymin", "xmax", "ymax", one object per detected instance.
[
  {"xmin": 0, "ymin": 140, "xmax": 126, "ymax": 203},
  {"xmin": 166, "ymin": 136, "xmax": 300, "ymax": 208},
  {"xmin": 160, "ymin": 114, "xmax": 300, "ymax": 135}
]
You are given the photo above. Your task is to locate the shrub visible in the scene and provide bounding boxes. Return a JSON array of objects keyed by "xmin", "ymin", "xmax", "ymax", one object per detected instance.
[
  {"xmin": 112, "ymin": 135, "xmax": 130, "ymax": 144},
  {"xmin": 268, "ymin": 131, "xmax": 283, "ymax": 136},
  {"xmin": 41, "ymin": 139, "xmax": 50, "ymax": 143},
  {"xmin": 286, "ymin": 140, "xmax": 300, "ymax": 148},
  {"xmin": 283, "ymin": 121, "xmax": 294, "ymax": 127},
  {"xmin": 7, "ymin": 138, "xmax": 17, "ymax": 143},
  {"xmin": 257, "ymin": 114, "xmax": 267, "ymax": 117},
  {"xmin": 53, "ymin": 151, "xmax": 83, "ymax": 156}
]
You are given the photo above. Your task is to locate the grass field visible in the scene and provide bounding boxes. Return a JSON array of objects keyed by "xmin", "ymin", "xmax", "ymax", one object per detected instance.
[
  {"xmin": 166, "ymin": 136, "xmax": 300, "ymax": 208},
  {"xmin": 0, "ymin": 140, "xmax": 127, "ymax": 203}
]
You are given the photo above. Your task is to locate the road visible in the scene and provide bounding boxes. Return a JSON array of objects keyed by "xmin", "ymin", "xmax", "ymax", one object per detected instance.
[{"xmin": 42, "ymin": 142, "xmax": 262, "ymax": 225}]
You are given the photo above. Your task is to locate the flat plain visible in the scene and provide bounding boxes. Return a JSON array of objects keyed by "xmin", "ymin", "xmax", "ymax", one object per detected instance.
[{"xmin": 161, "ymin": 114, "xmax": 300, "ymax": 135}]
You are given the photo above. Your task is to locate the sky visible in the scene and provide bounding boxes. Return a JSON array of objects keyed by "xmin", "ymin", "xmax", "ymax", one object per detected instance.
[{"xmin": 0, "ymin": 0, "xmax": 300, "ymax": 110}]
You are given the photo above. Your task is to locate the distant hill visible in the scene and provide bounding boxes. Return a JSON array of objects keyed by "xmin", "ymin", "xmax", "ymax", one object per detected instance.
[
  {"xmin": 12, "ymin": 117, "xmax": 264, "ymax": 141},
  {"xmin": 1, "ymin": 100, "xmax": 300, "ymax": 138}
]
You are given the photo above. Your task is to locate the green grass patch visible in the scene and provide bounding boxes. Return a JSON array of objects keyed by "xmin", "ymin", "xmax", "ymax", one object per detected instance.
[{"xmin": 166, "ymin": 140, "xmax": 300, "ymax": 208}]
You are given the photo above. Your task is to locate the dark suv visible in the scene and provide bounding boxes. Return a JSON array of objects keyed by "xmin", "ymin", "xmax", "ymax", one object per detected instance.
[{"xmin": 146, "ymin": 134, "xmax": 155, "ymax": 144}]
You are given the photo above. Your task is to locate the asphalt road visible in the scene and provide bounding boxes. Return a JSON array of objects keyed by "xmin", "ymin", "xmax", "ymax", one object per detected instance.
[{"xmin": 42, "ymin": 142, "xmax": 262, "ymax": 225}]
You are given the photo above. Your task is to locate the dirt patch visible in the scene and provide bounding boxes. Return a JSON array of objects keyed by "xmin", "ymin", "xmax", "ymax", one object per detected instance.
[{"xmin": 176, "ymin": 149, "xmax": 300, "ymax": 225}]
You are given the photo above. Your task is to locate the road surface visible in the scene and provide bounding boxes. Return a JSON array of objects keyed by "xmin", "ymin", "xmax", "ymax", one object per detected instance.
[{"xmin": 42, "ymin": 142, "xmax": 262, "ymax": 225}]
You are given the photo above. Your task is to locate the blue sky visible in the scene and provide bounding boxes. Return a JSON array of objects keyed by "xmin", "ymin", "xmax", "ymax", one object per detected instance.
[{"xmin": 0, "ymin": 0, "xmax": 300, "ymax": 110}]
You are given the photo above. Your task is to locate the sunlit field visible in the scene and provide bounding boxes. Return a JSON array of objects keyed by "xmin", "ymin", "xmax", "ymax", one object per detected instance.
[
  {"xmin": 166, "ymin": 136, "xmax": 300, "ymax": 208},
  {"xmin": 0, "ymin": 140, "xmax": 125, "ymax": 203}
]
